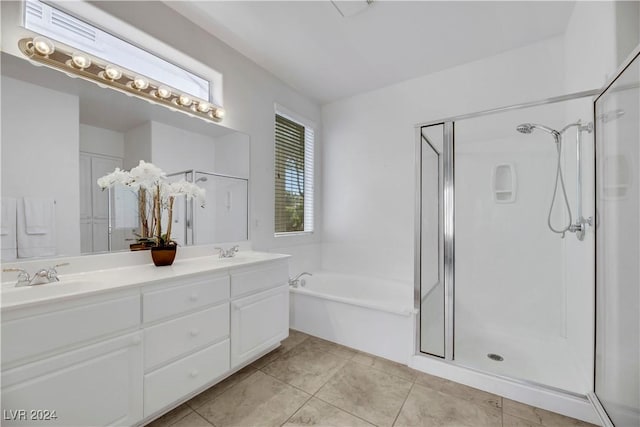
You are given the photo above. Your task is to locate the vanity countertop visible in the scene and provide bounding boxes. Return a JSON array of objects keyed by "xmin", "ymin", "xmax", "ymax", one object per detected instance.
[{"xmin": 1, "ymin": 251, "xmax": 290, "ymax": 311}]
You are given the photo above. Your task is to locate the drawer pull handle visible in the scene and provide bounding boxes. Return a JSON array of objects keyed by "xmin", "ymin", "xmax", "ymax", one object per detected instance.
[
  {"xmin": 190, "ymin": 293, "xmax": 199, "ymax": 302},
  {"xmin": 190, "ymin": 329, "xmax": 200, "ymax": 337},
  {"xmin": 190, "ymin": 369, "xmax": 199, "ymax": 378}
]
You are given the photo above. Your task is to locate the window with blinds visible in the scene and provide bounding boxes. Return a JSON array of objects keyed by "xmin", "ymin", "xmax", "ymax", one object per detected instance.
[{"xmin": 275, "ymin": 113, "xmax": 314, "ymax": 234}]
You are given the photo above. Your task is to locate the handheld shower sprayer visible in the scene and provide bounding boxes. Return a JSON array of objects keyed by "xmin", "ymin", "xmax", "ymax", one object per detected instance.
[
  {"xmin": 516, "ymin": 122, "xmax": 571, "ymax": 237},
  {"xmin": 516, "ymin": 123, "xmax": 561, "ymax": 140}
]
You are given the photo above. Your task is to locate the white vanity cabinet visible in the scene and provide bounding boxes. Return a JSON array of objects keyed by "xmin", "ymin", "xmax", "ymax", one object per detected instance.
[
  {"xmin": 230, "ymin": 261, "xmax": 289, "ymax": 367},
  {"xmin": 1, "ymin": 292, "xmax": 143, "ymax": 427},
  {"xmin": 1, "ymin": 253, "xmax": 290, "ymax": 427}
]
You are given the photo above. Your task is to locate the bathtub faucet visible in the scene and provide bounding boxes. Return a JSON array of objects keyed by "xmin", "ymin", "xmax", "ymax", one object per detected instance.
[{"xmin": 289, "ymin": 272, "xmax": 312, "ymax": 288}]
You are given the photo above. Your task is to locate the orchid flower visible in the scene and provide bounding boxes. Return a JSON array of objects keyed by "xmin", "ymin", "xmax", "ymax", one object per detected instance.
[
  {"xmin": 166, "ymin": 180, "xmax": 206, "ymax": 206},
  {"xmin": 97, "ymin": 161, "xmax": 206, "ymax": 247},
  {"xmin": 129, "ymin": 160, "xmax": 167, "ymax": 190},
  {"xmin": 96, "ymin": 168, "xmax": 132, "ymax": 189}
]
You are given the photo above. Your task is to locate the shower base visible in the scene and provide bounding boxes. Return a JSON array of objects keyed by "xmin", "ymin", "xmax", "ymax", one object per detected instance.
[{"xmin": 454, "ymin": 328, "xmax": 590, "ymax": 394}]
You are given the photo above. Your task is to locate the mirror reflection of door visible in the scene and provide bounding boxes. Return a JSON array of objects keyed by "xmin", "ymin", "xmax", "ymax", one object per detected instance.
[{"xmin": 79, "ymin": 128, "xmax": 137, "ymax": 254}]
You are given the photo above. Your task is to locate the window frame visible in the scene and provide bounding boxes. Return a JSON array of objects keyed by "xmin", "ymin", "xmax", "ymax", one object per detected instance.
[{"xmin": 274, "ymin": 104, "xmax": 315, "ymax": 237}]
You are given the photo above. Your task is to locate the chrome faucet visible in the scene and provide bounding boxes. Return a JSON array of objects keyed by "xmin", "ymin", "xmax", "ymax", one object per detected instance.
[
  {"xmin": 215, "ymin": 245, "xmax": 239, "ymax": 258},
  {"xmin": 3, "ymin": 263, "xmax": 69, "ymax": 287},
  {"xmin": 289, "ymin": 272, "xmax": 312, "ymax": 288}
]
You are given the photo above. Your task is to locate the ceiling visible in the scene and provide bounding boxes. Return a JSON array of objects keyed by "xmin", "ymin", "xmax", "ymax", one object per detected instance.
[{"xmin": 167, "ymin": 1, "xmax": 576, "ymax": 105}]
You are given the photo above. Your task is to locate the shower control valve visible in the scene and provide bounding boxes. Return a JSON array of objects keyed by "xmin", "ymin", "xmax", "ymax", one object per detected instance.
[{"xmin": 570, "ymin": 216, "xmax": 593, "ymax": 241}]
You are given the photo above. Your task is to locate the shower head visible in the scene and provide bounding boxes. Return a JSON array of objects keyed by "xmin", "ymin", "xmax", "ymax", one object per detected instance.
[
  {"xmin": 516, "ymin": 123, "xmax": 560, "ymax": 139},
  {"xmin": 195, "ymin": 177, "xmax": 208, "ymax": 183},
  {"xmin": 516, "ymin": 123, "xmax": 535, "ymax": 134}
]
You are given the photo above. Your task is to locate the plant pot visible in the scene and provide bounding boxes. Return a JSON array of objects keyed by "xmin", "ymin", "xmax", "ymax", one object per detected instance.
[{"xmin": 151, "ymin": 245, "xmax": 177, "ymax": 266}]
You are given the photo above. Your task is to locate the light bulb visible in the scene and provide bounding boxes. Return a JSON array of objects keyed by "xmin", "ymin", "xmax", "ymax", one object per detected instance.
[
  {"xmin": 132, "ymin": 76, "xmax": 149, "ymax": 90},
  {"xmin": 104, "ymin": 65, "xmax": 122, "ymax": 80},
  {"xmin": 32, "ymin": 37, "xmax": 54, "ymax": 56},
  {"xmin": 156, "ymin": 85, "xmax": 171, "ymax": 99},
  {"xmin": 196, "ymin": 102, "xmax": 211, "ymax": 113},
  {"xmin": 71, "ymin": 52, "xmax": 91, "ymax": 69},
  {"xmin": 178, "ymin": 94, "xmax": 192, "ymax": 106},
  {"xmin": 212, "ymin": 108, "xmax": 225, "ymax": 119}
]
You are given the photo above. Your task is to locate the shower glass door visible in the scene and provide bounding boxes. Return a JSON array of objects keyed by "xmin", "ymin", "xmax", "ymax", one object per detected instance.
[
  {"xmin": 418, "ymin": 124, "xmax": 446, "ymax": 358},
  {"xmin": 594, "ymin": 49, "xmax": 640, "ymax": 427}
]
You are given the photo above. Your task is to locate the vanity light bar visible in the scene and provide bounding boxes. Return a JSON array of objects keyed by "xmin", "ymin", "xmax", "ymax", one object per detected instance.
[{"xmin": 18, "ymin": 37, "xmax": 225, "ymax": 122}]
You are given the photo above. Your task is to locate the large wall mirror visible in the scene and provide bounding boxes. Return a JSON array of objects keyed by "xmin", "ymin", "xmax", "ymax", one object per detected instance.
[{"xmin": 1, "ymin": 52, "xmax": 250, "ymax": 260}]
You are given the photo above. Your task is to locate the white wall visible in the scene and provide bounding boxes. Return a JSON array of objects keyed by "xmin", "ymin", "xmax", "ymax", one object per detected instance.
[
  {"xmin": 150, "ymin": 121, "xmax": 217, "ymax": 174},
  {"xmin": 214, "ymin": 132, "xmax": 251, "ymax": 179},
  {"xmin": 1, "ymin": 77, "xmax": 81, "ymax": 256},
  {"xmin": 91, "ymin": 1, "xmax": 323, "ymax": 272},
  {"xmin": 79, "ymin": 124, "xmax": 125, "ymax": 158},
  {"xmin": 123, "ymin": 122, "xmax": 152, "ymax": 170},
  {"xmin": 321, "ymin": 36, "xmax": 565, "ymax": 283}
]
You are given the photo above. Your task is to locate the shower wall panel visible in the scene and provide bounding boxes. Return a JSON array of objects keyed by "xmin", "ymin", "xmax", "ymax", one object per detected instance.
[{"xmin": 455, "ymin": 137, "xmax": 564, "ymax": 339}]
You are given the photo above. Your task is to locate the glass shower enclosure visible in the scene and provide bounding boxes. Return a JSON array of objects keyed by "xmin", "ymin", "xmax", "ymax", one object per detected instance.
[{"xmin": 416, "ymin": 45, "xmax": 639, "ymax": 425}]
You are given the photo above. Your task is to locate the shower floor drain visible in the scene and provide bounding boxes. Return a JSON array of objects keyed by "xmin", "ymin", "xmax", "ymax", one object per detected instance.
[{"xmin": 487, "ymin": 353, "xmax": 504, "ymax": 362}]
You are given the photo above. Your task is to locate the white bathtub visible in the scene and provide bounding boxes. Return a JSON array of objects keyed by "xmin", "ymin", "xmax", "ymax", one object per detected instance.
[{"xmin": 289, "ymin": 271, "xmax": 416, "ymax": 364}]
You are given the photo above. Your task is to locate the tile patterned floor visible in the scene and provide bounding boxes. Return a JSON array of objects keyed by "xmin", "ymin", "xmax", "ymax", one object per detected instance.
[{"xmin": 146, "ymin": 330, "xmax": 598, "ymax": 427}]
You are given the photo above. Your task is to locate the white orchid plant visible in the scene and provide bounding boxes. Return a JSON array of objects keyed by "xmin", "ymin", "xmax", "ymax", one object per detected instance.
[{"xmin": 97, "ymin": 161, "xmax": 205, "ymax": 247}]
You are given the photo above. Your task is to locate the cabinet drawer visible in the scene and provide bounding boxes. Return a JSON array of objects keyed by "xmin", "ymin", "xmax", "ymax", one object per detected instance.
[
  {"xmin": 144, "ymin": 339, "xmax": 229, "ymax": 417},
  {"xmin": 2, "ymin": 295, "xmax": 140, "ymax": 367},
  {"xmin": 144, "ymin": 303, "xmax": 229, "ymax": 371},
  {"xmin": 143, "ymin": 275, "xmax": 229, "ymax": 323},
  {"xmin": 230, "ymin": 262, "xmax": 288, "ymax": 298}
]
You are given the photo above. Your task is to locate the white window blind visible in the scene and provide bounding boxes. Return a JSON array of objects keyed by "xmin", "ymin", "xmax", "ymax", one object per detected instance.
[{"xmin": 274, "ymin": 113, "xmax": 314, "ymax": 234}]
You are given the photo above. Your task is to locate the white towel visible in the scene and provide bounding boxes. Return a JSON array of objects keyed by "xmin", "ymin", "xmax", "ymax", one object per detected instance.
[
  {"xmin": 23, "ymin": 198, "xmax": 55, "ymax": 235},
  {"xmin": 1, "ymin": 198, "xmax": 17, "ymax": 261},
  {"xmin": 17, "ymin": 198, "xmax": 56, "ymax": 258}
]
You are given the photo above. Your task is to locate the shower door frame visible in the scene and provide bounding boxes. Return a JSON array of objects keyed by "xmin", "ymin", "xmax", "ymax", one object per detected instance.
[
  {"xmin": 414, "ymin": 123, "xmax": 454, "ymax": 359},
  {"xmin": 414, "ymin": 88, "xmax": 600, "ymax": 380}
]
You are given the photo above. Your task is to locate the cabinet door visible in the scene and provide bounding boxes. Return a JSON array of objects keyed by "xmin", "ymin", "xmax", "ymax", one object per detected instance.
[
  {"xmin": 230, "ymin": 285, "xmax": 289, "ymax": 368},
  {"xmin": 2, "ymin": 332, "xmax": 143, "ymax": 427}
]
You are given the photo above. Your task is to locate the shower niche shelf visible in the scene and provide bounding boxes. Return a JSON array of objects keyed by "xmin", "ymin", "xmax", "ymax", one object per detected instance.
[{"xmin": 492, "ymin": 164, "xmax": 516, "ymax": 203}]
